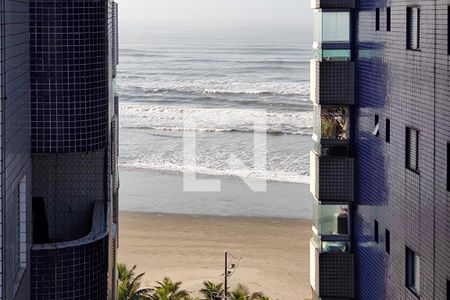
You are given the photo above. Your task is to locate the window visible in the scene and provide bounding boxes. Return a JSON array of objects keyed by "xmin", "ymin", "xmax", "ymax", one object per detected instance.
[
  {"xmin": 385, "ymin": 229, "xmax": 390, "ymax": 253},
  {"xmin": 447, "ymin": 143, "xmax": 450, "ymax": 191},
  {"xmin": 386, "ymin": 119, "xmax": 391, "ymax": 143},
  {"xmin": 373, "ymin": 114, "xmax": 380, "ymax": 137},
  {"xmin": 314, "ymin": 11, "xmax": 351, "ymax": 44},
  {"xmin": 386, "ymin": 7, "xmax": 391, "ymax": 31},
  {"xmin": 313, "ymin": 200, "xmax": 349, "ymax": 236},
  {"xmin": 406, "ymin": 127, "xmax": 419, "ymax": 172},
  {"xmin": 447, "ymin": 279, "xmax": 449, "ymax": 299},
  {"xmin": 406, "ymin": 247, "xmax": 421, "ymax": 296},
  {"xmin": 374, "ymin": 220, "xmax": 379, "ymax": 243},
  {"xmin": 376, "ymin": 8, "xmax": 380, "ymax": 31},
  {"xmin": 407, "ymin": 7, "xmax": 421, "ymax": 50}
]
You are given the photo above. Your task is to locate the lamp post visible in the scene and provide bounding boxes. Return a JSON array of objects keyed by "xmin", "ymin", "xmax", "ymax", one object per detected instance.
[
  {"xmin": 224, "ymin": 251, "xmax": 228, "ymax": 298},
  {"xmin": 223, "ymin": 251, "xmax": 241, "ymax": 299}
]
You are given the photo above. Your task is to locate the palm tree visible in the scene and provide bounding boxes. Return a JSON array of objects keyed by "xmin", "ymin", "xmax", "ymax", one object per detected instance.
[
  {"xmin": 229, "ymin": 284, "xmax": 268, "ymax": 300},
  {"xmin": 199, "ymin": 281, "xmax": 224, "ymax": 300},
  {"xmin": 118, "ymin": 263, "xmax": 153, "ymax": 300},
  {"xmin": 149, "ymin": 277, "xmax": 190, "ymax": 300}
]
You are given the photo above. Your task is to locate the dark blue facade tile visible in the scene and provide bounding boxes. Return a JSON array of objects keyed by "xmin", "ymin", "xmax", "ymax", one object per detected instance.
[
  {"xmin": 354, "ymin": 1, "xmax": 449, "ymax": 299},
  {"xmin": 30, "ymin": 0, "xmax": 109, "ymax": 153}
]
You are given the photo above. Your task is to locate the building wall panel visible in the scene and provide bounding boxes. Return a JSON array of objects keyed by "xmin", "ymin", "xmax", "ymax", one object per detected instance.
[{"xmin": 355, "ymin": 1, "xmax": 449, "ymax": 299}]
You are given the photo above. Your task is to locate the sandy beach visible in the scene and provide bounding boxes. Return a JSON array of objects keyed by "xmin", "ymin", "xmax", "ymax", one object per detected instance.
[{"xmin": 118, "ymin": 212, "xmax": 312, "ymax": 300}]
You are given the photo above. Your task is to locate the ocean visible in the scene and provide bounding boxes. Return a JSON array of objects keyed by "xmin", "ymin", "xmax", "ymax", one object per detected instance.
[{"xmin": 117, "ymin": 27, "xmax": 314, "ymax": 218}]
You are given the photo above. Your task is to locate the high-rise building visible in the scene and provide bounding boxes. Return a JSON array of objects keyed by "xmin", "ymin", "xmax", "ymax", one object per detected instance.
[
  {"xmin": 310, "ymin": 1, "xmax": 449, "ymax": 299},
  {"xmin": 0, "ymin": 0, "xmax": 119, "ymax": 299}
]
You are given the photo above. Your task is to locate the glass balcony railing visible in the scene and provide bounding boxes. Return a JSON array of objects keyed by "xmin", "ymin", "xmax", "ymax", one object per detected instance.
[
  {"xmin": 313, "ymin": 49, "xmax": 351, "ymax": 61},
  {"xmin": 312, "ymin": 233, "xmax": 351, "ymax": 253},
  {"xmin": 322, "ymin": 241, "xmax": 350, "ymax": 253}
]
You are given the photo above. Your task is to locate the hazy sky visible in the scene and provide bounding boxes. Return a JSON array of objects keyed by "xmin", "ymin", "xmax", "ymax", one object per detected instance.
[{"xmin": 117, "ymin": 0, "xmax": 312, "ymax": 31}]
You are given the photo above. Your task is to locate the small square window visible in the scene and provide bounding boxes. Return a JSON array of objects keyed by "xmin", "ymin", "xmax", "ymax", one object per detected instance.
[
  {"xmin": 407, "ymin": 7, "xmax": 421, "ymax": 50},
  {"xmin": 376, "ymin": 8, "xmax": 380, "ymax": 31},
  {"xmin": 406, "ymin": 247, "xmax": 421, "ymax": 297},
  {"xmin": 386, "ymin": 119, "xmax": 391, "ymax": 143},
  {"xmin": 373, "ymin": 114, "xmax": 380, "ymax": 137},
  {"xmin": 385, "ymin": 229, "xmax": 390, "ymax": 253},
  {"xmin": 406, "ymin": 127, "xmax": 419, "ymax": 172},
  {"xmin": 374, "ymin": 220, "xmax": 379, "ymax": 243},
  {"xmin": 387, "ymin": 7, "xmax": 391, "ymax": 31}
]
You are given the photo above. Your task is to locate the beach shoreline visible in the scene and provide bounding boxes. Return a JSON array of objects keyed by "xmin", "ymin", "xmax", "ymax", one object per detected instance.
[{"xmin": 118, "ymin": 167, "xmax": 313, "ymax": 219}]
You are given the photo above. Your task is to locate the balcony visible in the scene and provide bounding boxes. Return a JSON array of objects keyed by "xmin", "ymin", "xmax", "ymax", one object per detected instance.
[
  {"xmin": 311, "ymin": 0, "xmax": 355, "ymax": 9},
  {"xmin": 310, "ymin": 151, "xmax": 354, "ymax": 202},
  {"xmin": 310, "ymin": 241, "xmax": 355, "ymax": 299},
  {"xmin": 313, "ymin": 200, "xmax": 350, "ymax": 238},
  {"xmin": 313, "ymin": 105, "xmax": 350, "ymax": 139},
  {"xmin": 31, "ymin": 201, "xmax": 110, "ymax": 299},
  {"xmin": 310, "ymin": 59, "xmax": 355, "ymax": 105}
]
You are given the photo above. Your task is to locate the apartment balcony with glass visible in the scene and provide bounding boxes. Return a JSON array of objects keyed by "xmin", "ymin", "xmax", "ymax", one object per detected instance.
[
  {"xmin": 310, "ymin": 200, "xmax": 354, "ymax": 299},
  {"xmin": 311, "ymin": 10, "xmax": 354, "ymax": 106},
  {"xmin": 312, "ymin": 105, "xmax": 351, "ymax": 155}
]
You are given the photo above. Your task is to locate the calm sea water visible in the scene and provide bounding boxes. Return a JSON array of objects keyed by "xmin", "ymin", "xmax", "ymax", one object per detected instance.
[{"xmin": 117, "ymin": 28, "xmax": 313, "ymax": 185}]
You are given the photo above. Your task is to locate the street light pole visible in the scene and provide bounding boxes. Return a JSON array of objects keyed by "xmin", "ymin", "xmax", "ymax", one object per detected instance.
[{"xmin": 224, "ymin": 251, "xmax": 228, "ymax": 299}]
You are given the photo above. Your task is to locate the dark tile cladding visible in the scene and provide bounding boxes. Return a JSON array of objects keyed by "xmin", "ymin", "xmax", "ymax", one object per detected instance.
[
  {"xmin": 354, "ymin": 1, "xmax": 449, "ymax": 299},
  {"xmin": 31, "ymin": 236, "xmax": 109, "ymax": 300},
  {"xmin": 30, "ymin": 0, "xmax": 109, "ymax": 153}
]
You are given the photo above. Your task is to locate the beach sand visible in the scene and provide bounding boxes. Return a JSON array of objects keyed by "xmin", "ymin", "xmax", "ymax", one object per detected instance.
[{"xmin": 118, "ymin": 212, "xmax": 312, "ymax": 300}]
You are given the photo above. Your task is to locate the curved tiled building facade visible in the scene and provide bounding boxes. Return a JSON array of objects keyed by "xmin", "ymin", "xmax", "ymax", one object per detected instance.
[
  {"xmin": 0, "ymin": 0, "xmax": 119, "ymax": 299},
  {"xmin": 30, "ymin": 0, "xmax": 109, "ymax": 153}
]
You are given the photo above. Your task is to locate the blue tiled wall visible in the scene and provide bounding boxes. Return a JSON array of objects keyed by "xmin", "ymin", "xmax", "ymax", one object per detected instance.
[
  {"xmin": 354, "ymin": 1, "xmax": 450, "ymax": 299},
  {"xmin": 30, "ymin": 0, "xmax": 109, "ymax": 153},
  {"xmin": 31, "ymin": 236, "xmax": 109, "ymax": 300}
]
